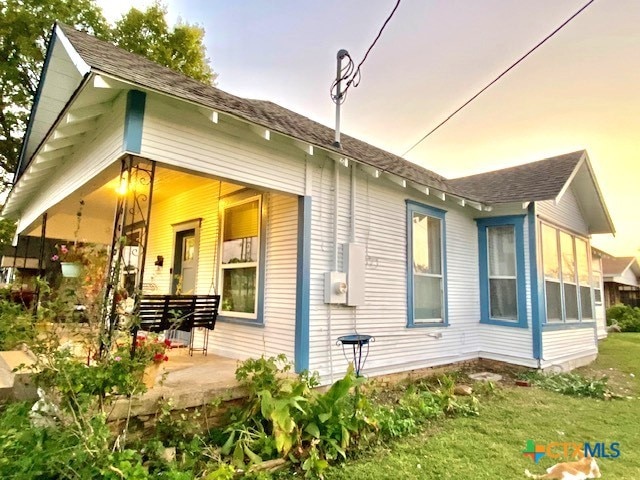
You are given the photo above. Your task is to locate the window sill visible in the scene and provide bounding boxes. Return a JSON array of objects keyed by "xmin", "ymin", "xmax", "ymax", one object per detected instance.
[
  {"xmin": 407, "ymin": 321, "xmax": 449, "ymax": 328},
  {"xmin": 542, "ymin": 321, "xmax": 596, "ymax": 331},
  {"xmin": 217, "ymin": 315, "xmax": 264, "ymax": 328},
  {"xmin": 480, "ymin": 318, "xmax": 528, "ymax": 329}
]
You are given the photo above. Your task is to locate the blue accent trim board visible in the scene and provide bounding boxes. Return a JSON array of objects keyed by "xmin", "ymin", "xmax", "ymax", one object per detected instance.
[
  {"xmin": 17, "ymin": 25, "xmax": 58, "ymax": 178},
  {"xmin": 476, "ymin": 215, "xmax": 528, "ymax": 329},
  {"xmin": 406, "ymin": 200, "xmax": 448, "ymax": 328},
  {"xmin": 295, "ymin": 196, "xmax": 312, "ymax": 373},
  {"xmin": 528, "ymin": 204, "xmax": 543, "ymax": 360},
  {"xmin": 123, "ymin": 90, "xmax": 146, "ymax": 154}
]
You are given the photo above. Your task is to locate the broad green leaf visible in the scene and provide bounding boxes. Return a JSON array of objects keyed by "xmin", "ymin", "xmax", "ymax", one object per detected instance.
[{"xmin": 304, "ymin": 422, "xmax": 320, "ymax": 438}]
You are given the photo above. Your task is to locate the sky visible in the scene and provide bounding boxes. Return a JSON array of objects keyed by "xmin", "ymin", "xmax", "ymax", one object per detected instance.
[{"xmin": 97, "ymin": 0, "xmax": 639, "ymax": 257}]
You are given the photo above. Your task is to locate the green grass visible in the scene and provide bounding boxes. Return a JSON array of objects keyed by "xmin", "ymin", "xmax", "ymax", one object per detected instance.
[{"xmin": 325, "ymin": 333, "xmax": 640, "ymax": 479}]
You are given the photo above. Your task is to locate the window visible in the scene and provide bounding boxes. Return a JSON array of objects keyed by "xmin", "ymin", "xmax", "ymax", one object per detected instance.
[
  {"xmin": 592, "ymin": 254, "xmax": 603, "ymax": 305},
  {"xmin": 477, "ymin": 216, "xmax": 526, "ymax": 327},
  {"xmin": 540, "ymin": 222, "xmax": 594, "ymax": 323},
  {"xmin": 407, "ymin": 201, "xmax": 447, "ymax": 326},
  {"xmin": 219, "ymin": 196, "xmax": 262, "ymax": 319}
]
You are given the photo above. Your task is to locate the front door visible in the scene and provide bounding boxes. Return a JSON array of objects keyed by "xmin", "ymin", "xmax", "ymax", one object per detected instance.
[{"xmin": 173, "ymin": 228, "xmax": 197, "ymax": 294}]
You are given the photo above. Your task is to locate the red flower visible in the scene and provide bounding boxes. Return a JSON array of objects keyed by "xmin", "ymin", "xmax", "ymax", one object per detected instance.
[{"xmin": 164, "ymin": 339, "xmax": 172, "ymax": 347}]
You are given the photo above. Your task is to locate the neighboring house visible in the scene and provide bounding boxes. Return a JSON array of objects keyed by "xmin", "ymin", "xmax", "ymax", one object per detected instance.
[
  {"xmin": 601, "ymin": 256, "xmax": 640, "ymax": 308},
  {"xmin": 1, "ymin": 24, "xmax": 615, "ymax": 380}
]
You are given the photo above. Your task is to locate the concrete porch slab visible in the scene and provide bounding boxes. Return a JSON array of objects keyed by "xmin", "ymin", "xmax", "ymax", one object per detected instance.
[{"xmin": 107, "ymin": 353, "xmax": 247, "ymax": 420}]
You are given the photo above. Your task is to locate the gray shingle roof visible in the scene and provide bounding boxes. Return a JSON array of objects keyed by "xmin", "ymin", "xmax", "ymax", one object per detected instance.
[
  {"xmin": 58, "ymin": 23, "xmax": 454, "ymax": 194},
  {"xmin": 448, "ymin": 151, "xmax": 584, "ymax": 204}
]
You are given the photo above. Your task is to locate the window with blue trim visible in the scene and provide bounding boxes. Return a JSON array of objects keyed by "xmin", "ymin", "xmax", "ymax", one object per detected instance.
[
  {"xmin": 219, "ymin": 195, "xmax": 262, "ymax": 320},
  {"xmin": 406, "ymin": 201, "xmax": 447, "ymax": 326},
  {"xmin": 477, "ymin": 216, "xmax": 527, "ymax": 328}
]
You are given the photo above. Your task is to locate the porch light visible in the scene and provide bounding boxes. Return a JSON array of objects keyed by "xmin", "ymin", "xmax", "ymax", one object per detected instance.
[
  {"xmin": 336, "ymin": 334, "xmax": 374, "ymax": 377},
  {"xmin": 116, "ymin": 171, "xmax": 129, "ymax": 196}
]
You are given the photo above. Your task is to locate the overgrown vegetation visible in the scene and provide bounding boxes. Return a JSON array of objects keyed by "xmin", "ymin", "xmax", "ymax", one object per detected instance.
[
  {"xmin": 518, "ymin": 371, "xmax": 613, "ymax": 399},
  {"xmin": 607, "ymin": 303, "xmax": 640, "ymax": 332}
]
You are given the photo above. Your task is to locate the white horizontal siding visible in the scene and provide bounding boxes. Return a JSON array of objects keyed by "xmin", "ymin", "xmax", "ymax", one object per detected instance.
[
  {"xmin": 542, "ymin": 327, "xmax": 598, "ymax": 365},
  {"xmin": 536, "ymin": 186, "xmax": 588, "ymax": 235},
  {"xmin": 17, "ymin": 94, "xmax": 126, "ymax": 233},
  {"xmin": 140, "ymin": 95, "xmax": 306, "ymax": 196},
  {"xmin": 308, "ymin": 163, "xmax": 485, "ymax": 382},
  {"xmin": 143, "ymin": 181, "xmax": 298, "ymax": 362}
]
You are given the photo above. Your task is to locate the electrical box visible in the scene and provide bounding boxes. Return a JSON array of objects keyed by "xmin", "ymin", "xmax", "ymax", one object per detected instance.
[
  {"xmin": 324, "ymin": 271, "xmax": 347, "ymax": 304},
  {"xmin": 344, "ymin": 243, "xmax": 366, "ymax": 306}
]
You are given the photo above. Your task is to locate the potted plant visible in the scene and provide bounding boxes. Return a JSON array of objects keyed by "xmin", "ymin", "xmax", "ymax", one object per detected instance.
[
  {"xmin": 131, "ymin": 333, "xmax": 171, "ymax": 388},
  {"xmin": 51, "ymin": 243, "xmax": 85, "ymax": 277}
]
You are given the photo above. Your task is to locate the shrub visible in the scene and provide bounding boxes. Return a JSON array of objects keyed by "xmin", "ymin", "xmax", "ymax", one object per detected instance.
[
  {"xmin": 521, "ymin": 371, "xmax": 611, "ymax": 399},
  {"xmin": 606, "ymin": 304, "xmax": 640, "ymax": 332},
  {"xmin": 0, "ymin": 299, "xmax": 36, "ymax": 350}
]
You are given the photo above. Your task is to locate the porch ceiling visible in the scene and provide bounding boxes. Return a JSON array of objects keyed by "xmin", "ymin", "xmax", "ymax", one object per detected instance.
[{"xmin": 22, "ymin": 163, "xmax": 233, "ymax": 243}]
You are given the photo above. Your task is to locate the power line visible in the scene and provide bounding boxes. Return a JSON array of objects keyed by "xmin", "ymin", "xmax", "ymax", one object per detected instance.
[
  {"xmin": 331, "ymin": 0, "xmax": 402, "ymax": 104},
  {"xmin": 402, "ymin": 0, "xmax": 596, "ymax": 157}
]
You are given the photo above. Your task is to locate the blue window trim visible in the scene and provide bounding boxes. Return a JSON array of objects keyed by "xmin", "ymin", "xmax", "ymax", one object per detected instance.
[
  {"xmin": 476, "ymin": 215, "xmax": 527, "ymax": 328},
  {"xmin": 217, "ymin": 194, "xmax": 266, "ymax": 326},
  {"xmin": 406, "ymin": 200, "xmax": 448, "ymax": 328}
]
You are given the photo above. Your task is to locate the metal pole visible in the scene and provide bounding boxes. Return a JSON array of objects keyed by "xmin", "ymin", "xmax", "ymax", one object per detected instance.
[
  {"xmin": 34, "ymin": 213, "xmax": 48, "ymax": 313},
  {"xmin": 333, "ymin": 49, "xmax": 348, "ymax": 148}
]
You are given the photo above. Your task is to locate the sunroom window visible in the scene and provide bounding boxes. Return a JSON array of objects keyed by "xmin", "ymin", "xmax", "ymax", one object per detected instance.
[
  {"xmin": 220, "ymin": 196, "xmax": 261, "ymax": 318},
  {"xmin": 540, "ymin": 222, "xmax": 594, "ymax": 323},
  {"xmin": 407, "ymin": 201, "xmax": 447, "ymax": 326}
]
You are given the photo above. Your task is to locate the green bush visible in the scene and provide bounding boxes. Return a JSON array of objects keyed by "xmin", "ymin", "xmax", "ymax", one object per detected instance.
[
  {"xmin": 606, "ymin": 303, "xmax": 640, "ymax": 332},
  {"xmin": 0, "ymin": 299, "xmax": 36, "ymax": 350},
  {"xmin": 521, "ymin": 371, "xmax": 611, "ymax": 399}
]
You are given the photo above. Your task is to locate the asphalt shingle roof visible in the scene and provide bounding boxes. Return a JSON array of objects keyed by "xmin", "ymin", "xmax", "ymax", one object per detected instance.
[
  {"xmin": 448, "ymin": 151, "xmax": 584, "ymax": 204},
  {"xmin": 55, "ymin": 24, "xmax": 585, "ymax": 206},
  {"xmin": 58, "ymin": 24, "xmax": 454, "ymax": 193},
  {"xmin": 602, "ymin": 257, "xmax": 636, "ymax": 276}
]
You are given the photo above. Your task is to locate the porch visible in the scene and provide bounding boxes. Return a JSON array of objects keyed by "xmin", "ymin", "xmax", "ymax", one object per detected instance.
[
  {"xmin": 14, "ymin": 155, "xmax": 301, "ymax": 370},
  {"xmin": 107, "ymin": 352, "xmax": 245, "ymax": 420}
]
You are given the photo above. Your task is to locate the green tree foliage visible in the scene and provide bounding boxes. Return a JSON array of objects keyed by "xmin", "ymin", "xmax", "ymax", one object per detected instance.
[
  {"xmin": 0, "ymin": 0, "xmax": 215, "ymax": 194},
  {"xmin": 0, "ymin": 0, "xmax": 108, "ymax": 190},
  {"xmin": 112, "ymin": 3, "xmax": 216, "ymax": 85}
]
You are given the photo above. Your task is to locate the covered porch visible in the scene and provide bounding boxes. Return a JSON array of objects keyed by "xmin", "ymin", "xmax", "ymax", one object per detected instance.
[{"xmin": 15, "ymin": 155, "xmax": 301, "ymax": 369}]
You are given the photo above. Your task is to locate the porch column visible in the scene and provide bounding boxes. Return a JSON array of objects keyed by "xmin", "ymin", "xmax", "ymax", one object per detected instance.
[{"xmin": 295, "ymin": 195, "xmax": 312, "ymax": 373}]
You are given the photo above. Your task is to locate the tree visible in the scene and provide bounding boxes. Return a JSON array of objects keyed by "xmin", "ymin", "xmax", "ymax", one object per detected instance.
[
  {"xmin": 0, "ymin": 0, "xmax": 109, "ymax": 191},
  {"xmin": 112, "ymin": 3, "xmax": 216, "ymax": 85},
  {"xmin": 0, "ymin": 1, "xmax": 215, "ymax": 196}
]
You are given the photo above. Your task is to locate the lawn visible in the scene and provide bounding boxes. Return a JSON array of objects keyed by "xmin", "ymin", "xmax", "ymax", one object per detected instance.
[{"xmin": 325, "ymin": 333, "xmax": 640, "ymax": 479}]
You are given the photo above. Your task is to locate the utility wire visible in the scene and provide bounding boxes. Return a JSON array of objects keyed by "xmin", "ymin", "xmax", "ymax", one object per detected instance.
[
  {"xmin": 331, "ymin": 0, "xmax": 402, "ymax": 104},
  {"xmin": 402, "ymin": 0, "xmax": 596, "ymax": 157}
]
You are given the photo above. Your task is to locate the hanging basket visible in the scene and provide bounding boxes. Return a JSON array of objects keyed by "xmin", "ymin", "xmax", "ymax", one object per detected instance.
[{"xmin": 60, "ymin": 262, "xmax": 82, "ymax": 278}]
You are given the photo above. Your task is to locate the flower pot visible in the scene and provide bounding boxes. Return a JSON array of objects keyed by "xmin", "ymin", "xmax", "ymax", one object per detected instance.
[
  {"xmin": 61, "ymin": 262, "xmax": 82, "ymax": 278},
  {"xmin": 142, "ymin": 362, "xmax": 162, "ymax": 389}
]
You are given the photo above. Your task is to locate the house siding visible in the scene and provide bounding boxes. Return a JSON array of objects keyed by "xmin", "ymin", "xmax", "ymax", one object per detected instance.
[
  {"xmin": 143, "ymin": 180, "xmax": 298, "ymax": 362},
  {"xmin": 536, "ymin": 189, "xmax": 599, "ymax": 364},
  {"xmin": 307, "ymin": 163, "xmax": 527, "ymax": 381},
  {"xmin": 477, "ymin": 217, "xmax": 536, "ymax": 367},
  {"xmin": 140, "ymin": 95, "xmax": 306, "ymax": 197},
  {"xmin": 537, "ymin": 186, "xmax": 588, "ymax": 236},
  {"xmin": 541, "ymin": 327, "xmax": 597, "ymax": 368},
  {"xmin": 17, "ymin": 93, "xmax": 126, "ymax": 233}
]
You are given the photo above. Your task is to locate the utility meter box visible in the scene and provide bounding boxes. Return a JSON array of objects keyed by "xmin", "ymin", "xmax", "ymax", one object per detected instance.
[{"xmin": 324, "ymin": 271, "xmax": 347, "ymax": 304}]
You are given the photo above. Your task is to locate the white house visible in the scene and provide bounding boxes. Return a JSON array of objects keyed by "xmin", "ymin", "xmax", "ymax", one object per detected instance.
[{"xmin": 2, "ymin": 24, "xmax": 615, "ymax": 382}]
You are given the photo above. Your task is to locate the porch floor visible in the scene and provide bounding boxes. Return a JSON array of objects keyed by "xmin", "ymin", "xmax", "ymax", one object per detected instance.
[{"xmin": 108, "ymin": 351, "xmax": 246, "ymax": 420}]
